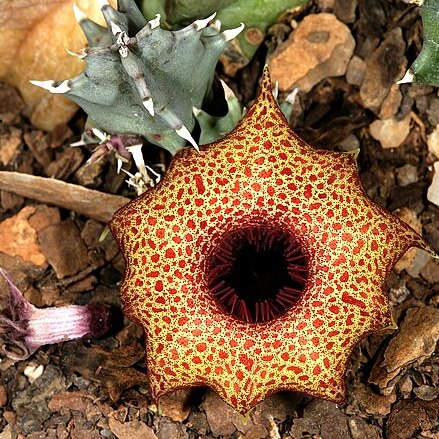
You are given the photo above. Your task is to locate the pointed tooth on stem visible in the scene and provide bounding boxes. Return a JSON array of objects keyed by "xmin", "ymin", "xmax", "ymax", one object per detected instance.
[
  {"xmin": 97, "ymin": 0, "xmax": 110, "ymax": 9},
  {"xmin": 220, "ymin": 80, "xmax": 236, "ymax": 101},
  {"xmin": 148, "ymin": 14, "xmax": 161, "ymax": 30},
  {"xmin": 222, "ymin": 23, "xmax": 244, "ymax": 41},
  {"xmin": 110, "ymin": 22, "xmax": 124, "ymax": 36},
  {"xmin": 143, "ymin": 97, "xmax": 154, "ymax": 116},
  {"xmin": 72, "ymin": 3, "xmax": 87, "ymax": 23},
  {"xmin": 193, "ymin": 12, "xmax": 217, "ymax": 31},
  {"xmin": 29, "ymin": 79, "xmax": 71, "ymax": 94},
  {"xmin": 397, "ymin": 69, "xmax": 414, "ymax": 85},
  {"xmin": 66, "ymin": 48, "xmax": 87, "ymax": 59},
  {"xmin": 192, "ymin": 107, "xmax": 202, "ymax": 117},
  {"xmin": 211, "ymin": 19, "xmax": 221, "ymax": 32},
  {"xmin": 176, "ymin": 125, "xmax": 199, "ymax": 151}
]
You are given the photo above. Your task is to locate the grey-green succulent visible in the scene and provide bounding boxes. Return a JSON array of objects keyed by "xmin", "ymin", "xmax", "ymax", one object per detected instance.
[
  {"xmin": 31, "ymin": 0, "xmax": 244, "ymax": 155},
  {"xmin": 399, "ymin": 0, "xmax": 439, "ymax": 86}
]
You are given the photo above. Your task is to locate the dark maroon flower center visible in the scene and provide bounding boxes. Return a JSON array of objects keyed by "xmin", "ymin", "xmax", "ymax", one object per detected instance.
[{"xmin": 206, "ymin": 225, "xmax": 308, "ymax": 323}]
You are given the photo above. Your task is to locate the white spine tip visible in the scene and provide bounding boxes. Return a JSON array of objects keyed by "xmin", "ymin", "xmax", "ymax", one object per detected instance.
[
  {"xmin": 397, "ymin": 69, "xmax": 414, "ymax": 85},
  {"xmin": 220, "ymin": 80, "xmax": 236, "ymax": 101},
  {"xmin": 222, "ymin": 23, "xmax": 244, "ymax": 41},
  {"xmin": 272, "ymin": 81, "xmax": 279, "ymax": 100},
  {"xmin": 110, "ymin": 22, "xmax": 123, "ymax": 36},
  {"xmin": 176, "ymin": 125, "xmax": 199, "ymax": 151},
  {"xmin": 70, "ymin": 139, "xmax": 87, "ymax": 147},
  {"xmin": 192, "ymin": 107, "xmax": 202, "ymax": 117},
  {"xmin": 97, "ymin": 0, "xmax": 110, "ymax": 9},
  {"xmin": 285, "ymin": 88, "xmax": 299, "ymax": 105},
  {"xmin": 66, "ymin": 48, "xmax": 87, "ymax": 59},
  {"xmin": 148, "ymin": 14, "xmax": 161, "ymax": 30},
  {"xmin": 212, "ymin": 19, "xmax": 222, "ymax": 32},
  {"xmin": 72, "ymin": 3, "xmax": 87, "ymax": 22},
  {"xmin": 193, "ymin": 12, "xmax": 217, "ymax": 31},
  {"xmin": 29, "ymin": 79, "xmax": 71, "ymax": 94},
  {"xmin": 143, "ymin": 98, "xmax": 155, "ymax": 116}
]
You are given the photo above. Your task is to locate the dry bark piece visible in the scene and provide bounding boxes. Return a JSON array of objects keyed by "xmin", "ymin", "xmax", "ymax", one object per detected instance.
[
  {"xmin": 369, "ymin": 115, "xmax": 411, "ymax": 149},
  {"xmin": 0, "ymin": 171, "xmax": 129, "ymax": 223},
  {"xmin": 200, "ymin": 390, "xmax": 251, "ymax": 437},
  {"xmin": 158, "ymin": 389, "xmax": 192, "ymax": 423},
  {"xmin": 0, "ymin": 126, "xmax": 22, "ymax": 166},
  {"xmin": 44, "ymin": 148, "xmax": 84, "ymax": 180},
  {"xmin": 0, "ymin": 206, "xmax": 46, "ymax": 266},
  {"xmin": 28, "ymin": 205, "xmax": 61, "ymax": 233},
  {"xmin": 289, "ymin": 399, "xmax": 351, "ymax": 439},
  {"xmin": 348, "ymin": 417, "xmax": 382, "ymax": 439},
  {"xmin": 61, "ymin": 342, "xmax": 146, "ymax": 402},
  {"xmin": 369, "ymin": 307, "xmax": 439, "ymax": 395},
  {"xmin": 0, "ymin": 82, "xmax": 25, "ymax": 124},
  {"xmin": 351, "ymin": 383, "xmax": 396, "ymax": 416},
  {"xmin": 23, "ymin": 130, "xmax": 52, "ymax": 168},
  {"xmin": 268, "ymin": 13, "xmax": 355, "ymax": 92},
  {"xmin": 379, "ymin": 84, "xmax": 403, "ymax": 119},
  {"xmin": 360, "ymin": 27, "xmax": 406, "ymax": 112},
  {"xmin": 420, "ymin": 259, "xmax": 439, "ymax": 284},
  {"xmin": 109, "ymin": 415, "xmax": 158, "ymax": 439},
  {"xmin": 413, "ymin": 385, "xmax": 439, "ymax": 401},
  {"xmin": 394, "ymin": 208, "xmax": 428, "ymax": 276},
  {"xmin": 386, "ymin": 399, "xmax": 439, "ymax": 439},
  {"xmin": 38, "ymin": 218, "xmax": 89, "ymax": 278}
]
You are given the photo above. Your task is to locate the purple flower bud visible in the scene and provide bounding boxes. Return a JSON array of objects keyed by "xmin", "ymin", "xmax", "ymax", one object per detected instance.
[{"xmin": 0, "ymin": 269, "xmax": 110, "ymax": 360}]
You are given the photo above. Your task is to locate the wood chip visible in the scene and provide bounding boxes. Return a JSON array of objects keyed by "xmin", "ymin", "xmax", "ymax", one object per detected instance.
[
  {"xmin": 268, "ymin": 13, "xmax": 355, "ymax": 92},
  {"xmin": 0, "ymin": 171, "xmax": 129, "ymax": 223}
]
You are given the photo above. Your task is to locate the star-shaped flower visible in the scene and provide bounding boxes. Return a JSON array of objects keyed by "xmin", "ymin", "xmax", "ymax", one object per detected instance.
[{"xmin": 110, "ymin": 68, "xmax": 432, "ymax": 414}]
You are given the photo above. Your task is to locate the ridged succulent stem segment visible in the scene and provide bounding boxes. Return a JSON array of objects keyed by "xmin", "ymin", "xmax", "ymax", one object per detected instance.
[{"xmin": 399, "ymin": 0, "xmax": 439, "ymax": 85}]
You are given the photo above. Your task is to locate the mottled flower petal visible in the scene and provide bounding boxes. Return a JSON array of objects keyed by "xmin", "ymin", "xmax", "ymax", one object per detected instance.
[{"xmin": 110, "ymin": 67, "xmax": 433, "ymax": 414}]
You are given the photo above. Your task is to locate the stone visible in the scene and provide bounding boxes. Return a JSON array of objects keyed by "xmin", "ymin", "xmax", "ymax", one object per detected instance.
[
  {"xmin": 420, "ymin": 259, "xmax": 439, "ymax": 284},
  {"xmin": 158, "ymin": 389, "xmax": 192, "ymax": 423},
  {"xmin": 268, "ymin": 13, "xmax": 355, "ymax": 92},
  {"xmin": 395, "ymin": 164, "xmax": 418, "ymax": 187},
  {"xmin": 37, "ymin": 218, "xmax": 89, "ymax": 278},
  {"xmin": 369, "ymin": 115, "xmax": 411, "ymax": 149},
  {"xmin": 0, "ymin": 206, "xmax": 46, "ymax": 266},
  {"xmin": 427, "ymin": 125, "xmax": 439, "ymax": 158},
  {"xmin": 379, "ymin": 84, "xmax": 403, "ymax": 119},
  {"xmin": 345, "ymin": 55, "xmax": 366, "ymax": 86},
  {"xmin": 360, "ymin": 27, "xmax": 406, "ymax": 113},
  {"xmin": 109, "ymin": 415, "xmax": 158, "ymax": 439},
  {"xmin": 427, "ymin": 161, "xmax": 439, "ymax": 207},
  {"xmin": 370, "ymin": 307, "xmax": 439, "ymax": 395}
]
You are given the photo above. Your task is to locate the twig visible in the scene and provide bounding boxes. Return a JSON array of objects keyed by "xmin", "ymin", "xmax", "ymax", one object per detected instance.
[{"xmin": 0, "ymin": 172, "xmax": 130, "ymax": 223}]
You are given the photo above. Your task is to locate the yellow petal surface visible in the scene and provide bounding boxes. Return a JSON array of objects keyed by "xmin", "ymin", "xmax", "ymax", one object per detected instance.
[{"xmin": 110, "ymin": 68, "xmax": 433, "ymax": 415}]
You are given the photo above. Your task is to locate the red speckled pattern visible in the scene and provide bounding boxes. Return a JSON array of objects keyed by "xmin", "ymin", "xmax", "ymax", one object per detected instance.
[{"xmin": 110, "ymin": 67, "xmax": 432, "ymax": 414}]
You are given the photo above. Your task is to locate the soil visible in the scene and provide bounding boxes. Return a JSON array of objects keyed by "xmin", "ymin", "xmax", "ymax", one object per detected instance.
[{"xmin": 1, "ymin": 0, "xmax": 439, "ymax": 438}]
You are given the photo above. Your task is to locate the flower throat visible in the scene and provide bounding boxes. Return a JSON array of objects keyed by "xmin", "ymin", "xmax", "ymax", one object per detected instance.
[{"xmin": 207, "ymin": 225, "xmax": 308, "ymax": 323}]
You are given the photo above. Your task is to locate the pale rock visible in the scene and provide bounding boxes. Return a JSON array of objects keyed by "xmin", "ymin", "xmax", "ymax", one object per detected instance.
[
  {"xmin": 379, "ymin": 83, "xmax": 403, "ymax": 119},
  {"xmin": 346, "ymin": 55, "xmax": 366, "ymax": 86},
  {"xmin": 427, "ymin": 125, "xmax": 439, "ymax": 158},
  {"xmin": 427, "ymin": 161, "xmax": 439, "ymax": 207},
  {"xmin": 394, "ymin": 208, "xmax": 429, "ymax": 276},
  {"xmin": 395, "ymin": 164, "xmax": 418, "ymax": 187},
  {"xmin": 369, "ymin": 115, "xmax": 411, "ymax": 149},
  {"xmin": 268, "ymin": 13, "xmax": 355, "ymax": 92},
  {"xmin": 0, "ymin": 206, "xmax": 46, "ymax": 265}
]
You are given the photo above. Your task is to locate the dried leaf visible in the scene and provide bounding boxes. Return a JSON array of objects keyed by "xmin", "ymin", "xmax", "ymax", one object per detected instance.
[{"xmin": 0, "ymin": 0, "xmax": 116, "ymax": 130}]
